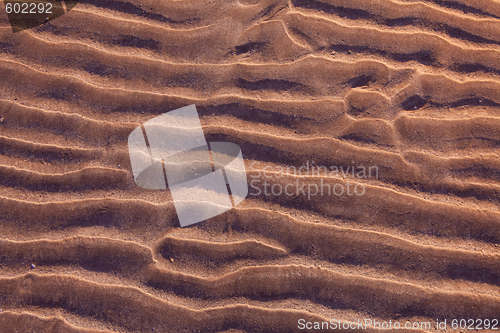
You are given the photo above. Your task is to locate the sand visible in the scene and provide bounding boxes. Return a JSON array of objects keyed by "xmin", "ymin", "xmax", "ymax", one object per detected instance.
[{"xmin": 0, "ymin": 0, "xmax": 499, "ymax": 331}]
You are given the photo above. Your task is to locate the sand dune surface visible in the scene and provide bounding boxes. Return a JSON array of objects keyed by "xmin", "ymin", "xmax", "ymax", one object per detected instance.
[{"xmin": 0, "ymin": 0, "xmax": 499, "ymax": 331}]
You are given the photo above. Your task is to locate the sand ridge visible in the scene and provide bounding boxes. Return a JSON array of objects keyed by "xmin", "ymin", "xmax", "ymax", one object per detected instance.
[{"xmin": 0, "ymin": 0, "xmax": 499, "ymax": 331}]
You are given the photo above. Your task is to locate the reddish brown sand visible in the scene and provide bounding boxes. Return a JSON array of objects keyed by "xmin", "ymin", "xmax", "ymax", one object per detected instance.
[{"xmin": 0, "ymin": 0, "xmax": 499, "ymax": 332}]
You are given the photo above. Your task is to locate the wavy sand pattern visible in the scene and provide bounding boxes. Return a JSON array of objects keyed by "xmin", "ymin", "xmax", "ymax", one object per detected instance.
[{"xmin": 0, "ymin": 0, "xmax": 499, "ymax": 331}]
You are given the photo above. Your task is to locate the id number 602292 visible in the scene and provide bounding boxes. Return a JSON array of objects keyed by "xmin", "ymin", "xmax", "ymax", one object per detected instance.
[{"xmin": 5, "ymin": 2, "xmax": 53, "ymax": 14}]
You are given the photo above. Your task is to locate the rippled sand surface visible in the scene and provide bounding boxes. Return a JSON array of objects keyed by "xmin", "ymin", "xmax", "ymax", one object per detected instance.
[{"xmin": 0, "ymin": 0, "xmax": 499, "ymax": 331}]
